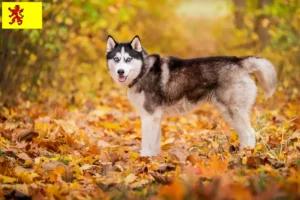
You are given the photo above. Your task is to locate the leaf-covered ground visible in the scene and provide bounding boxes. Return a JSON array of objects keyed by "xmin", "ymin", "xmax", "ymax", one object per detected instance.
[{"xmin": 0, "ymin": 89, "xmax": 299, "ymax": 199}]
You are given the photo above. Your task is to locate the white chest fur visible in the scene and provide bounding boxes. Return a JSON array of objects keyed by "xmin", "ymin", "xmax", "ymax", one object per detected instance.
[{"xmin": 127, "ymin": 89, "xmax": 148, "ymax": 116}]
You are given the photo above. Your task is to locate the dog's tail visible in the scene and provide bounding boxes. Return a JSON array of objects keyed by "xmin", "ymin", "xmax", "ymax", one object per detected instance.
[{"xmin": 241, "ymin": 57, "xmax": 277, "ymax": 98}]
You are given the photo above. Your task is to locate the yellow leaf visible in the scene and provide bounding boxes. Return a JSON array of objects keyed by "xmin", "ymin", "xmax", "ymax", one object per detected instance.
[
  {"xmin": 125, "ymin": 173, "xmax": 137, "ymax": 185},
  {"xmin": 279, "ymin": 153, "xmax": 285, "ymax": 159},
  {"xmin": 242, "ymin": 157, "xmax": 248, "ymax": 165},
  {"xmin": 80, "ymin": 164, "xmax": 92, "ymax": 170},
  {"xmin": 46, "ymin": 184, "xmax": 62, "ymax": 198},
  {"xmin": 129, "ymin": 152, "xmax": 140, "ymax": 160},
  {"xmin": 212, "ymin": 141, "xmax": 219, "ymax": 150},
  {"xmin": 70, "ymin": 181, "xmax": 81, "ymax": 189},
  {"xmin": 254, "ymin": 144, "xmax": 262, "ymax": 152},
  {"xmin": 0, "ymin": 174, "xmax": 17, "ymax": 183},
  {"xmin": 230, "ymin": 131, "xmax": 238, "ymax": 143},
  {"xmin": 15, "ymin": 184, "xmax": 29, "ymax": 196},
  {"xmin": 16, "ymin": 171, "xmax": 39, "ymax": 184},
  {"xmin": 175, "ymin": 165, "xmax": 181, "ymax": 177},
  {"xmin": 101, "ymin": 123, "xmax": 121, "ymax": 130},
  {"xmin": 34, "ymin": 121, "xmax": 50, "ymax": 137},
  {"xmin": 131, "ymin": 179, "xmax": 149, "ymax": 188},
  {"xmin": 161, "ymin": 137, "xmax": 175, "ymax": 149}
]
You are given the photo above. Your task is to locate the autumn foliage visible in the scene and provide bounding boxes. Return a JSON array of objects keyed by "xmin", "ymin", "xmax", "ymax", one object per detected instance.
[{"xmin": 0, "ymin": 0, "xmax": 300, "ymax": 199}]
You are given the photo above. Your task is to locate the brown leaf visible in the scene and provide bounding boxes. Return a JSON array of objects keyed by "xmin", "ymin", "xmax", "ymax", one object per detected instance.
[
  {"xmin": 187, "ymin": 153, "xmax": 201, "ymax": 165},
  {"xmin": 42, "ymin": 161, "xmax": 66, "ymax": 170},
  {"xmin": 4, "ymin": 189, "xmax": 30, "ymax": 199},
  {"xmin": 42, "ymin": 161, "xmax": 73, "ymax": 182},
  {"xmin": 155, "ymin": 164, "xmax": 176, "ymax": 173},
  {"xmin": 1, "ymin": 147, "xmax": 18, "ymax": 158},
  {"xmin": 17, "ymin": 152, "xmax": 33, "ymax": 168},
  {"xmin": 109, "ymin": 152, "xmax": 120, "ymax": 164},
  {"xmin": 150, "ymin": 172, "xmax": 174, "ymax": 184},
  {"xmin": 15, "ymin": 128, "xmax": 38, "ymax": 142},
  {"xmin": 0, "ymin": 112, "xmax": 7, "ymax": 123},
  {"xmin": 136, "ymin": 165, "xmax": 148, "ymax": 174}
]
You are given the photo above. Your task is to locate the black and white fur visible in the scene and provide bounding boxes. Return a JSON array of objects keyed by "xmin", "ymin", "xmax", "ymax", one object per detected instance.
[{"xmin": 106, "ymin": 35, "xmax": 277, "ymax": 156}]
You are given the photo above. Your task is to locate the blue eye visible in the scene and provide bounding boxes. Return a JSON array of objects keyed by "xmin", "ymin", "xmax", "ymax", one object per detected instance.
[
  {"xmin": 114, "ymin": 57, "xmax": 120, "ymax": 62},
  {"xmin": 125, "ymin": 57, "xmax": 132, "ymax": 63}
]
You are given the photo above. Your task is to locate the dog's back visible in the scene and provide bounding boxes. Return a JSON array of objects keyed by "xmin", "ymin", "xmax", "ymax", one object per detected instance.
[{"xmin": 138, "ymin": 55, "xmax": 276, "ymax": 115}]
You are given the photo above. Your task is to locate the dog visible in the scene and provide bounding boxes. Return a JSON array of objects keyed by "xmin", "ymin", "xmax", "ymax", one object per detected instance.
[{"xmin": 106, "ymin": 35, "xmax": 277, "ymax": 156}]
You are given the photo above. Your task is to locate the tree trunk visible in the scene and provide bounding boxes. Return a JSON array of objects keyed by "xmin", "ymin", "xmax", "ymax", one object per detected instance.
[
  {"xmin": 233, "ymin": 0, "xmax": 246, "ymax": 29},
  {"xmin": 0, "ymin": 30, "xmax": 10, "ymax": 92},
  {"xmin": 255, "ymin": 0, "xmax": 271, "ymax": 49}
]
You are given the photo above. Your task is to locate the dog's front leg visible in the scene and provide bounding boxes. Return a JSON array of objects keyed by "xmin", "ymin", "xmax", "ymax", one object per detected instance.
[{"xmin": 140, "ymin": 113, "xmax": 162, "ymax": 157}]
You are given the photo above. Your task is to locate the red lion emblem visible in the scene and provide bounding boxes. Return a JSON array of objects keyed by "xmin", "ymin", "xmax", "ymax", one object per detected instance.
[{"xmin": 8, "ymin": 5, "xmax": 24, "ymax": 25}]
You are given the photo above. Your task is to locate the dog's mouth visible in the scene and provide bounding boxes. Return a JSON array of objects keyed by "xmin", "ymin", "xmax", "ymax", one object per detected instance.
[{"xmin": 118, "ymin": 75, "xmax": 128, "ymax": 82}]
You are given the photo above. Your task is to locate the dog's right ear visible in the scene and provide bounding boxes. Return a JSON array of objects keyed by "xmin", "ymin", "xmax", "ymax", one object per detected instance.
[{"xmin": 107, "ymin": 35, "xmax": 117, "ymax": 52}]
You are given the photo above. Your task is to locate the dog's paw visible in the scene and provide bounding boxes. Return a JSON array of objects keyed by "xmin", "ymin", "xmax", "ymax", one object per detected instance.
[
  {"xmin": 240, "ymin": 138, "xmax": 256, "ymax": 149},
  {"xmin": 240, "ymin": 131, "xmax": 256, "ymax": 149}
]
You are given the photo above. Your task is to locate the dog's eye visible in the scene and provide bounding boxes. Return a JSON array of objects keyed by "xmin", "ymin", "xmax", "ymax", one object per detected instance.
[
  {"xmin": 125, "ymin": 57, "xmax": 132, "ymax": 63},
  {"xmin": 113, "ymin": 57, "xmax": 120, "ymax": 62}
]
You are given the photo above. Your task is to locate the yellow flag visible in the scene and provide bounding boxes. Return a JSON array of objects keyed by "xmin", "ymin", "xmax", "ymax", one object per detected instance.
[{"xmin": 2, "ymin": 2, "xmax": 42, "ymax": 29}]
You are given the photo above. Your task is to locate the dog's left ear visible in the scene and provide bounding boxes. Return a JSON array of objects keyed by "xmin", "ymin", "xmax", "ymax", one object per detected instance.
[{"xmin": 130, "ymin": 35, "xmax": 142, "ymax": 52}]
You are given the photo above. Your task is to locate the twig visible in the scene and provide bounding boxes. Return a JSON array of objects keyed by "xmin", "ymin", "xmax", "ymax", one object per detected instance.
[
  {"xmin": 258, "ymin": 130, "xmax": 278, "ymax": 160},
  {"xmin": 279, "ymin": 125, "xmax": 284, "ymax": 160}
]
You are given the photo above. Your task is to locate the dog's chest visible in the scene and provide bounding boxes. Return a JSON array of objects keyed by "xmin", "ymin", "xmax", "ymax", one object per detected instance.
[{"xmin": 127, "ymin": 89, "xmax": 147, "ymax": 115}]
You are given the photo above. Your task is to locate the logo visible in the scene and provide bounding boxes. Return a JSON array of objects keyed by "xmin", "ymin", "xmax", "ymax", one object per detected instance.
[
  {"xmin": 2, "ymin": 2, "xmax": 42, "ymax": 29},
  {"xmin": 8, "ymin": 5, "xmax": 24, "ymax": 25}
]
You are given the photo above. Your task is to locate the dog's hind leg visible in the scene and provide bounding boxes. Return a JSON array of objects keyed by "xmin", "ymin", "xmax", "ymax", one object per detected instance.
[
  {"xmin": 217, "ymin": 104, "xmax": 256, "ymax": 148},
  {"xmin": 215, "ymin": 76, "xmax": 257, "ymax": 149}
]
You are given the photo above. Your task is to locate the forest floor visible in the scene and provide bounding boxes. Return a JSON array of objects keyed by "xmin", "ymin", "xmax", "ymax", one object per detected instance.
[{"xmin": 0, "ymin": 88, "xmax": 299, "ymax": 199}]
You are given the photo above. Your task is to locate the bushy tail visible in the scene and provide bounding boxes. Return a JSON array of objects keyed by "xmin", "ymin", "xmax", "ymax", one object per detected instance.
[{"xmin": 241, "ymin": 57, "xmax": 277, "ymax": 98}]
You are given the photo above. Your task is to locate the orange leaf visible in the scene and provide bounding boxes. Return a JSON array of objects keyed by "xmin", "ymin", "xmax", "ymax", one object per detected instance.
[
  {"xmin": 158, "ymin": 179, "xmax": 186, "ymax": 200},
  {"xmin": 196, "ymin": 154, "xmax": 229, "ymax": 178}
]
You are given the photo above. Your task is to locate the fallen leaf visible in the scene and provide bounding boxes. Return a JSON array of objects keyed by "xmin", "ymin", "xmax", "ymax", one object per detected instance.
[
  {"xmin": 0, "ymin": 174, "xmax": 17, "ymax": 183},
  {"xmin": 98, "ymin": 140, "xmax": 110, "ymax": 147},
  {"xmin": 161, "ymin": 138, "xmax": 175, "ymax": 149},
  {"xmin": 17, "ymin": 152, "xmax": 33, "ymax": 168},
  {"xmin": 15, "ymin": 128, "xmax": 39, "ymax": 141},
  {"xmin": 16, "ymin": 171, "xmax": 39, "ymax": 184},
  {"xmin": 125, "ymin": 173, "xmax": 137, "ymax": 185},
  {"xmin": 151, "ymin": 173, "xmax": 174, "ymax": 184},
  {"xmin": 158, "ymin": 179, "xmax": 186, "ymax": 200}
]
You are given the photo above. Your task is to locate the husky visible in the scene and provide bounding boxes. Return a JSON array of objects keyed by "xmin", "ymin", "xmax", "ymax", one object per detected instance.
[{"xmin": 106, "ymin": 35, "xmax": 277, "ymax": 156}]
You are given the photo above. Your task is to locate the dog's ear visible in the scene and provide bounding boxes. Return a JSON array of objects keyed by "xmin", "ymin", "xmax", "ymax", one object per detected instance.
[
  {"xmin": 107, "ymin": 35, "xmax": 117, "ymax": 52},
  {"xmin": 130, "ymin": 35, "xmax": 142, "ymax": 52}
]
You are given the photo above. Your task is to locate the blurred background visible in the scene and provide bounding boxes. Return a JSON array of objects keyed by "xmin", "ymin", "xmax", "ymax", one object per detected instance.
[{"xmin": 0, "ymin": 0, "xmax": 299, "ymax": 107}]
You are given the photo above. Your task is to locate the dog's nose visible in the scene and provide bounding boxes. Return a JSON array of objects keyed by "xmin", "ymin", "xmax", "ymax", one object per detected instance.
[{"xmin": 117, "ymin": 69, "xmax": 124, "ymax": 75}]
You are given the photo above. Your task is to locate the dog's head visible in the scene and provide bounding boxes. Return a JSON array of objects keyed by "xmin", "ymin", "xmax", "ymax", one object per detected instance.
[{"xmin": 106, "ymin": 35, "xmax": 146, "ymax": 87}]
